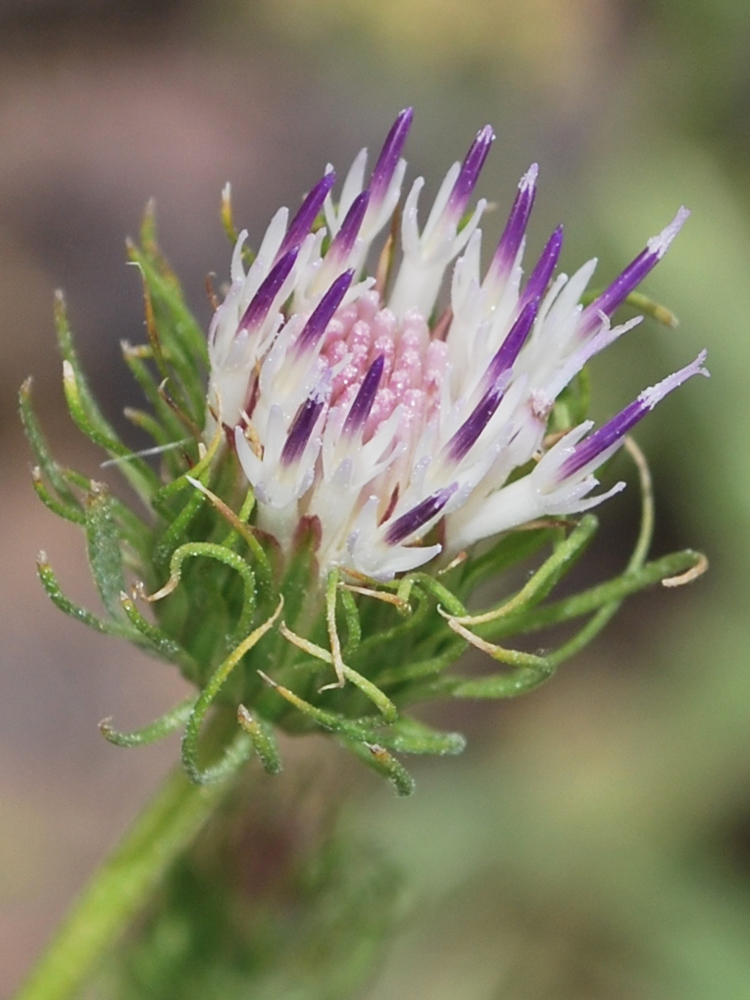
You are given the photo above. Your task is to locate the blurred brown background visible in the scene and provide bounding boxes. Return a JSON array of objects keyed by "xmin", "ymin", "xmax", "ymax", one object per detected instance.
[{"xmin": 2, "ymin": 1, "xmax": 749, "ymax": 997}]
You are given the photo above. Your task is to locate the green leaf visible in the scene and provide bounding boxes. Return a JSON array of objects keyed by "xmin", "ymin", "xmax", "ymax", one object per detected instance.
[
  {"xmin": 181, "ymin": 601, "xmax": 282, "ymax": 784},
  {"xmin": 379, "ymin": 715, "xmax": 466, "ymax": 756},
  {"xmin": 486, "ymin": 548, "xmax": 706, "ymax": 641},
  {"xmin": 19, "ymin": 377, "xmax": 81, "ymax": 511},
  {"xmin": 449, "ymin": 665, "xmax": 555, "ymax": 699},
  {"xmin": 127, "ymin": 217, "xmax": 207, "ymax": 366},
  {"xmin": 153, "ymin": 488, "xmax": 207, "ymax": 570},
  {"xmin": 466, "ymin": 514, "xmax": 599, "ymax": 625},
  {"xmin": 348, "ymin": 585, "xmax": 431, "ymax": 668},
  {"xmin": 236, "ymin": 707, "xmax": 283, "ymax": 774},
  {"xmin": 339, "ymin": 585, "xmax": 362, "ymax": 654},
  {"xmin": 459, "ymin": 525, "xmax": 553, "ymax": 596},
  {"xmin": 100, "ymin": 697, "xmax": 197, "ymax": 748},
  {"xmin": 55, "ymin": 293, "xmax": 160, "ymax": 502},
  {"xmin": 378, "ymin": 642, "xmax": 467, "ymax": 689},
  {"xmin": 580, "ymin": 287, "xmax": 679, "ymax": 327},
  {"xmin": 342, "ymin": 738, "xmax": 415, "ymax": 796},
  {"xmin": 30, "ymin": 467, "xmax": 85, "ymax": 525},
  {"xmin": 119, "ymin": 594, "xmax": 198, "ymax": 672},
  {"xmin": 121, "ymin": 341, "xmax": 195, "ymax": 446},
  {"xmin": 63, "ymin": 469, "xmax": 152, "ymax": 563},
  {"xmin": 132, "ymin": 259, "xmax": 205, "ymax": 430},
  {"xmin": 37, "ymin": 555, "xmax": 131, "ymax": 638},
  {"xmin": 85, "ymin": 484, "xmax": 128, "ymax": 619}
]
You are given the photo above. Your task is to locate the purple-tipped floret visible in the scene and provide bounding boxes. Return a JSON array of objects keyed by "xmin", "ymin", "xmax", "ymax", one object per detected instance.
[
  {"xmin": 491, "ymin": 165, "xmax": 538, "ymax": 277},
  {"xmin": 330, "ymin": 191, "xmax": 370, "ymax": 259},
  {"xmin": 239, "ymin": 245, "xmax": 299, "ymax": 334},
  {"xmin": 278, "ymin": 170, "xmax": 336, "ymax": 260},
  {"xmin": 583, "ymin": 249, "xmax": 654, "ymax": 326},
  {"xmin": 296, "ymin": 270, "xmax": 354, "ymax": 356},
  {"xmin": 369, "ymin": 108, "xmax": 413, "ymax": 204},
  {"xmin": 281, "ymin": 393, "xmax": 326, "ymax": 466},
  {"xmin": 484, "ymin": 297, "xmax": 539, "ymax": 385},
  {"xmin": 559, "ymin": 351, "xmax": 709, "ymax": 480},
  {"xmin": 343, "ymin": 355, "xmax": 385, "ymax": 436},
  {"xmin": 581, "ymin": 208, "xmax": 689, "ymax": 332},
  {"xmin": 447, "ymin": 125, "xmax": 495, "ymax": 218},
  {"xmin": 444, "ymin": 376, "xmax": 510, "ymax": 464},
  {"xmin": 519, "ymin": 225, "xmax": 563, "ymax": 310},
  {"xmin": 384, "ymin": 484, "xmax": 459, "ymax": 546}
]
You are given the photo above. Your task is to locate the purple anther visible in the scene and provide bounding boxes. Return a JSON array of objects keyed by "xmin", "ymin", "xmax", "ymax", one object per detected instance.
[
  {"xmin": 484, "ymin": 297, "xmax": 539, "ymax": 385},
  {"xmin": 519, "ymin": 225, "xmax": 563, "ymax": 310},
  {"xmin": 239, "ymin": 245, "xmax": 300, "ymax": 334},
  {"xmin": 581, "ymin": 207, "xmax": 690, "ymax": 332},
  {"xmin": 559, "ymin": 350, "xmax": 708, "ymax": 480},
  {"xmin": 491, "ymin": 164, "xmax": 538, "ymax": 278},
  {"xmin": 369, "ymin": 108, "xmax": 414, "ymax": 204},
  {"xmin": 296, "ymin": 270, "xmax": 354, "ymax": 356},
  {"xmin": 329, "ymin": 191, "xmax": 370, "ymax": 260},
  {"xmin": 278, "ymin": 170, "xmax": 336, "ymax": 260},
  {"xmin": 281, "ymin": 393, "xmax": 326, "ymax": 466},
  {"xmin": 447, "ymin": 125, "xmax": 495, "ymax": 219},
  {"xmin": 384, "ymin": 483, "xmax": 459, "ymax": 545},
  {"xmin": 444, "ymin": 376, "xmax": 510, "ymax": 464},
  {"xmin": 343, "ymin": 355, "xmax": 385, "ymax": 436}
]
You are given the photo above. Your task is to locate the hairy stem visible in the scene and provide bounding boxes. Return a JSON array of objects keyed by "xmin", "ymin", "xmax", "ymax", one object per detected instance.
[{"xmin": 13, "ymin": 765, "xmax": 234, "ymax": 1000}]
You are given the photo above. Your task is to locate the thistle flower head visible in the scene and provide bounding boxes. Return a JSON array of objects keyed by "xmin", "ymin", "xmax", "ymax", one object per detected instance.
[
  {"xmin": 207, "ymin": 111, "xmax": 707, "ymax": 583},
  {"xmin": 24, "ymin": 109, "xmax": 708, "ymax": 795}
]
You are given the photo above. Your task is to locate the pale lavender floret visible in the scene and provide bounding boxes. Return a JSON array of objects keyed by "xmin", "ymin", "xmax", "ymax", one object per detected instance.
[
  {"xmin": 519, "ymin": 225, "xmax": 563, "ymax": 309},
  {"xmin": 484, "ymin": 298, "xmax": 539, "ymax": 385},
  {"xmin": 490, "ymin": 164, "xmax": 538, "ymax": 278},
  {"xmin": 277, "ymin": 170, "xmax": 336, "ymax": 260},
  {"xmin": 281, "ymin": 393, "xmax": 326, "ymax": 466},
  {"xmin": 385, "ymin": 483, "xmax": 459, "ymax": 545},
  {"xmin": 580, "ymin": 207, "xmax": 690, "ymax": 333},
  {"xmin": 446, "ymin": 125, "xmax": 495, "ymax": 219},
  {"xmin": 343, "ymin": 354, "xmax": 385, "ymax": 436},
  {"xmin": 295, "ymin": 270, "xmax": 354, "ymax": 356},
  {"xmin": 559, "ymin": 350, "xmax": 709, "ymax": 480},
  {"xmin": 369, "ymin": 107, "xmax": 413, "ymax": 205},
  {"xmin": 329, "ymin": 191, "xmax": 370, "ymax": 261},
  {"xmin": 239, "ymin": 245, "xmax": 300, "ymax": 333}
]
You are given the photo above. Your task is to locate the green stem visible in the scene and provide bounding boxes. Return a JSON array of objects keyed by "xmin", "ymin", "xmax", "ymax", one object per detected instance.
[{"xmin": 13, "ymin": 765, "xmax": 233, "ymax": 1000}]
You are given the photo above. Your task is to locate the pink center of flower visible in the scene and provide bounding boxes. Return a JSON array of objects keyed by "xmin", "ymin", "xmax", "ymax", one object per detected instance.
[{"xmin": 319, "ymin": 290, "xmax": 449, "ymax": 440}]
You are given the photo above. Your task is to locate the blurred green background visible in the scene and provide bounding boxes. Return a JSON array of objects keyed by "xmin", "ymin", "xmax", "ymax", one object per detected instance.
[{"xmin": 1, "ymin": 1, "xmax": 749, "ymax": 997}]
